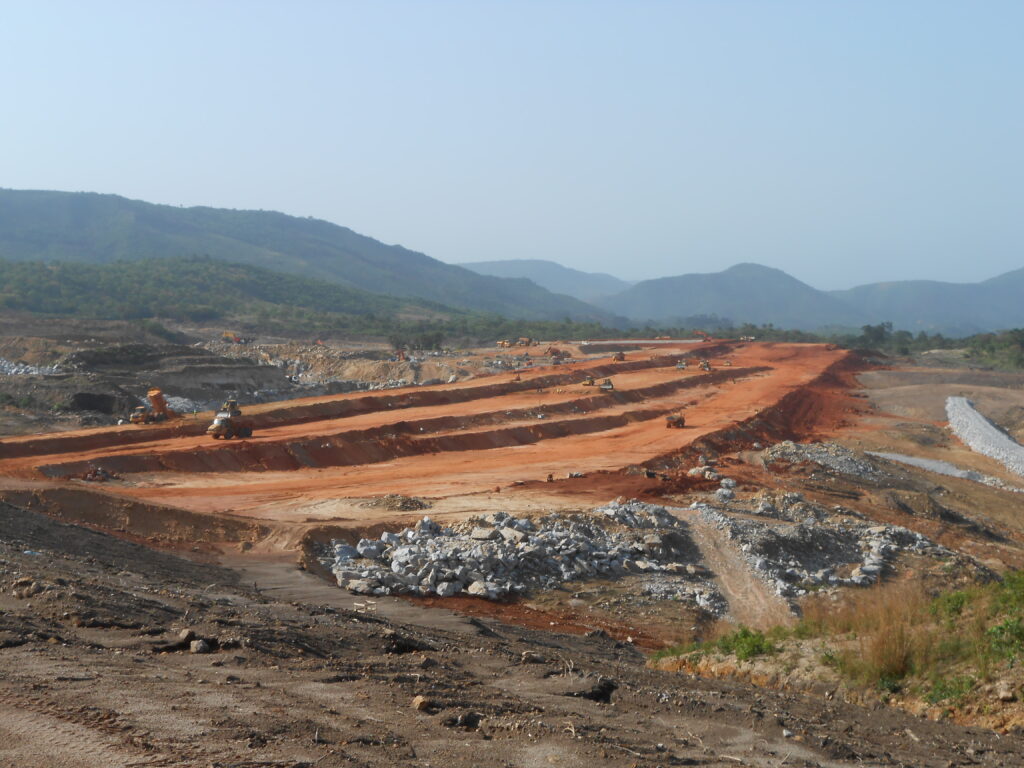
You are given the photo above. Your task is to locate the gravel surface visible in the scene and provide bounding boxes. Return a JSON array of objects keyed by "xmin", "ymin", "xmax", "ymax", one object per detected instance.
[
  {"xmin": 946, "ymin": 396, "xmax": 1024, "ymax": 477},
  {"xmin": 869, "ymin": 450, "xmax": 1024, "ymax": 493}
]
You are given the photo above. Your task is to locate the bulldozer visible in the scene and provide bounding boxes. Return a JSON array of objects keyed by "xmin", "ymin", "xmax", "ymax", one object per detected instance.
[
  {"xmin": 206, "ymin": 399, "xmax": 253, "ymax": 439},
  {"xmin": 665, "ymin": 413, "xmax": 686, "ymax": 428},
  {"xmin": 612, "ymin": 351, "xmax": 625, "ymax": 362},
  {"xmin": 599, "ymin": 378, "xmax": 614, "ymax": 391},
  {"xmin": 129, "ymin": 388, "xmax": 177, "ymax": 424}
]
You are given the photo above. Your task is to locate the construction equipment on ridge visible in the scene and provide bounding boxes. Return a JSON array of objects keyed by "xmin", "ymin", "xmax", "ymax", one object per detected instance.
[{"xmin": 129, "ymin": 388, "xmax": 177, "ymax": 425}]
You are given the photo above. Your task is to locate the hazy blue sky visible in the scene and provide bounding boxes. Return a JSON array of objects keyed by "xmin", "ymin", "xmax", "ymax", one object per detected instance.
[{"xmin": 2, "ymin": 1, "xmax": 1021, "ymax": 288}]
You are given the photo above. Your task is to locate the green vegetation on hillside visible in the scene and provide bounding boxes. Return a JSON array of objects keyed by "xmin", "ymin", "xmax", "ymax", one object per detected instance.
[
  {"xmin": 0, "ymin": 256, "xmax": 611, "ymax": 345},
  {"xmin": 2, "ymin": 256, "xmax": 1022, "ymax": 365},
  {"xmin": 0, "ymin": 189, "xmax": 617, "ymax": 323}
]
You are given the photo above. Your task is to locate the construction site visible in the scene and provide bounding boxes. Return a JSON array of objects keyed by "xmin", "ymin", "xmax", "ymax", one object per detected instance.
[{"xmin": 3, "ymin": 334, "xmax": 1024, "ymax": 767}]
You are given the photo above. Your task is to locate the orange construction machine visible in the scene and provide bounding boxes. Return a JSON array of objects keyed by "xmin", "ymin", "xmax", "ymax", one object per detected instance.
[{"xmin": 129, "ymin": 389, "xmax": 177, "ymax": 425}]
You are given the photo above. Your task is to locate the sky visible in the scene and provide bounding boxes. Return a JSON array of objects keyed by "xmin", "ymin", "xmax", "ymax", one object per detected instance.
[{"xmin": 1, "ymin": 1, "xmax": 1021, "ymax": 289}]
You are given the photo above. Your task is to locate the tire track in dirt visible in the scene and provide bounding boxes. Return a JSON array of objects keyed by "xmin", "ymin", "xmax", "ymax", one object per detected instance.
[
  {"xmin": 0, "ymin": 689, "xmax": 180, "ymax": 767},
  {"xmin": 686, "ymin": 514, "xmax": 793, "ymax": 628}
]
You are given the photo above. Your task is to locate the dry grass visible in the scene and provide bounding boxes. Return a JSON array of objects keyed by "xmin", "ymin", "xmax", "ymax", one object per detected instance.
[{"xmin": 793, "ymin": 572, "xmax": 1024, "ymax": 696}]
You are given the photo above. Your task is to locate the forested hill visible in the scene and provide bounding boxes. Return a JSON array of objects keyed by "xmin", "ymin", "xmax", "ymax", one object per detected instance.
[
  {"xmin": 0, "ymin": 189, "xmax": 618, "ymax": 324},
  {"xmin": 0, "ymin": 256, "xmax": 614, "ymax": 343}
]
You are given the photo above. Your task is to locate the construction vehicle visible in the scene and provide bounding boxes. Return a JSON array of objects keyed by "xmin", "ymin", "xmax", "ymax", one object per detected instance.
[
  {"xmin": 599, "ymin": 378, "xmax": 614, "ymax": 391},
  {"xmin": 722, "ymin": 360, "xmax": 733, "ymax": 367},
  {"xmin": 206, "ymin": 399, "xmax": 253, "ymax": 439},
  {"xmin": 699, "ymin": 359, "xmax": 712, "ymax": 372},
  {"xmin": 676, "ymin": 359, "xmax": 688, "ymax": 370},
  {"xmin": 129, "ymin": 388, "xmax": 177, "ymax": 424},
  {"xmin": 665, "ymin": 413, "xmax": 686, "ymax": 428},
  {"xmin": 516, "ymin": 337, "xmax": 533, "ymax": 346},
  {"xmin": 512, "ymin": 372, "xmax": 522, "ymax": 382},
  {"xmin": 612, "ymin": 351, "xmax": 625, "ymax": 362},
  {"xmin": 581, "ymin": 376, "xmax": 596, "ymax": 386},
  {"xmin": 496, "ymin": 339, "xmax": 512, "ymax": 348}
]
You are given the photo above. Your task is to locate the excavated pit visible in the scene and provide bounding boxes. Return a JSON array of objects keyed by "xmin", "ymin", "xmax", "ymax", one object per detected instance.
[{"xmin": 37, "ymin": 366, "xmax": 769, "ymax": 477}]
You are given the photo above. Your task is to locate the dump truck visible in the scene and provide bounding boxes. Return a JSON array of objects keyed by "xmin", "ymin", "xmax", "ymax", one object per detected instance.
[
  {"xmin": 665, "ymin": 413, "xmax": 686, "ymax": 428},
  {"xmin": 206, "ymin": 399, "xmax": 253, "ymax": 439},
  {"xmin": 129, "ymin": 388, "xmax": 177, "ymax": 424}
]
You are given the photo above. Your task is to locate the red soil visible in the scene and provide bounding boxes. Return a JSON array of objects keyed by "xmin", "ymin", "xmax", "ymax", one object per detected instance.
[{"xmin": 0, "ymin": 343, "xmax": 855, "ymax": 533}]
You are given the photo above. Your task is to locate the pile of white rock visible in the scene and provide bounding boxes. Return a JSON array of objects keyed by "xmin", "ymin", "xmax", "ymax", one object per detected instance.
[
  {"xmin": 763, "ymin": 441, "xmax": 880, "ymax": 478},
  {"xmin": 946, "ymin": 397, "xmax": 1024, "ymax": 478},
  {"xmin": 329, "ymin": 501, "xmax": 709, "ymax": 601},
  {"xmin": 697, "ymin": 503, "xmax": 948, "ymax": 599},
  {"xmin": 0, "ymin": 357, "xmax": 59, "ymax": 376}
]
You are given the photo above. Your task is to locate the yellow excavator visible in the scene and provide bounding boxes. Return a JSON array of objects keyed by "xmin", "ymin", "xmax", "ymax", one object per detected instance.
[{"xmin": 129, "ymin": 389, "xmax": 177, "ymax": 425}]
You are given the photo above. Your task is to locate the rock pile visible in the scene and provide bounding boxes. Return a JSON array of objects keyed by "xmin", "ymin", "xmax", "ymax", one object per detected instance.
[
  {"xmin": 329, "ymin": 501, "xmax": 715, "ymax": 603},
  {"xmin": 946, "ymin": 397, "xmax": 1024, "ymax": 478},
  {"xmin": 763, "ymin": 441, "xmax": 879, "ymax": 478},
  {"xmin": 0, "ymin": 357, "xmax": 60, "ymax": 376},
  {"xmin": 698, "ymin": 503, "xmax": 948, "ymax": 599}
]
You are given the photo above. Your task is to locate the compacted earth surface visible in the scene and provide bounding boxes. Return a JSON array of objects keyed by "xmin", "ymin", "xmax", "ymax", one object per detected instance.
[
  {"xmin": 3, "ymin": 502, "xmax": 1023, "ymax": 768},
  {"xmin": 3, "ymin": 338, "xmax": 1024, "ymax": 765}
]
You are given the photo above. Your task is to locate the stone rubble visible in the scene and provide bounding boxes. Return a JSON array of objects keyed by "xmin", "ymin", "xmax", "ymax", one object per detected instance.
[
  {"xmin": 0, "ymin": 357, "xmax": 60, "ymax": 376},
  {"xmin": 328, "ymin": 500, "xmax": 723, "ymax": 612},
  {"xmin": 697, "ymin": 500, "xmax": 949, "ymax": 599},
  {"xmin": 763, "ymin": 441, "xmax": 880, "ymax": 478},
  {"xmin": 946, "ymin": 397, "xmax": 1024, "ymax": 478}
]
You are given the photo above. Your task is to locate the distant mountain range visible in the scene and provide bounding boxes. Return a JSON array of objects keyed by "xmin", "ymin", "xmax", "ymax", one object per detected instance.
[
  {"xmin": 828, "ymin": 269, "xmax": 1024, "ymax": 336},
  {"xmin": 1, "ymin": 188, "xmax": 1020, "ymax": 335},
  {"xmin": 467, "ymin": 258, "xmax": 1024, "ymax": 334},
  {"xmin": 0, "ymin": 189, "xmax": 616, "ymax": 324},
  {"xmin": 600, "ymin": 263, "xmax": 864, "ymax": 330},
  {"xmin": 460, "ymin": 259, "xmax": 633, "ymax": 302}
]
